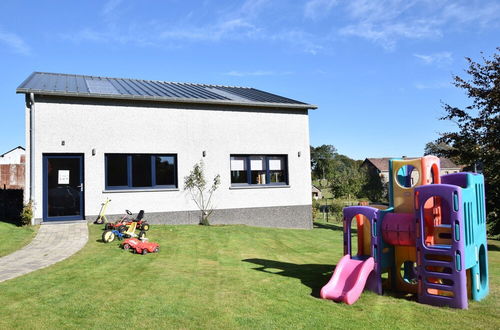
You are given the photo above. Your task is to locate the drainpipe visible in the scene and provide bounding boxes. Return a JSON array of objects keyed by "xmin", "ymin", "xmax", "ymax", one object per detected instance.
[{"xmin": 29, "ymin": 93, "xmax": 35, "ymax": 225}]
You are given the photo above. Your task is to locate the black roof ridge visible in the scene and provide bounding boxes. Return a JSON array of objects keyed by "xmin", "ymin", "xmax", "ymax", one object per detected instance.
[
  {"xmin": 29, "ymin": 71, "xmax": 252, "ymax": 90},
  {"xmin": 0, "ymin": 146, "xmax": 25, "ymax": 157}
]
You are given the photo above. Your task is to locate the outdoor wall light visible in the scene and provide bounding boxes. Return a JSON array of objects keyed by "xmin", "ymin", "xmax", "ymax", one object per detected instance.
[
  {"xmin": 92, "ymin": 148, "xmax": 96, "ymax": 156},
  {"xmin": 61, "ymin": 140, "xmax": 65, "ymax": 146},
  {"xmin": 202, "ymin": 150, "xmax": 206, "ymax": 157},
  {"xmin": 298, "ymin": 151, "xmax": 301, "ymax": 157}
]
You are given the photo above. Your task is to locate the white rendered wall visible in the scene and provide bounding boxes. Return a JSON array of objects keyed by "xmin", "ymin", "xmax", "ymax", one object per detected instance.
[{"xmin": 29, "ymin": 99, "xmax": 312, "ymax": 219}]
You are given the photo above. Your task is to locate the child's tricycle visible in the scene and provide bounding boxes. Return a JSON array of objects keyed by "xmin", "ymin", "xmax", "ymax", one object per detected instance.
[
  {"xmin": 121, "ymin": 238, "xmax": 160, "ymax": 255},
  {"xmin": 102, "ymin": 221, "xmax": 146, "ymax": 243}
]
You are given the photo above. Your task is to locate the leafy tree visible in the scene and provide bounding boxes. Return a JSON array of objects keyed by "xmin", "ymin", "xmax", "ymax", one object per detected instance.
[
  {"xmin": 310, "ymin": 144, "xmax": 337, "ymax": 180},
  {"xmin": 184, "ymin": 160, "xmax": 221, "ymax": 226},
  {"xmin": 432, "ymin": 48, "xmax": 500, "ymax": 236},
  {"xmin": 328, "ymin": 154, "xmax": 366, "ymax": 200},
  {"xmin": 424, "ymin": 142, "xmax": 456, "ymax": 159}
]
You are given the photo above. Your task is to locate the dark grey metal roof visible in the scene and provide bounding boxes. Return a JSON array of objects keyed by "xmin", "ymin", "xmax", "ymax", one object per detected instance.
[{"xmin": 17, "ymin": 72, "xmax": 317, "ymax": 109}]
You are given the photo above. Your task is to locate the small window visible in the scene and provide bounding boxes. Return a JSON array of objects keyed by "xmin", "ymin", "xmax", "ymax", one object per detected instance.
[
  {"xmin": 156, "ymin": 156, "xmax": 176, "ymax": 186},
  {"xmin": 132, "ymin": 155, "xmax": 152, "ymax": 187},
  {"xmin": 250, "ymin": 156, "xmax": 267, "ymax": 184},
  {"xmin": 269, "ymin": 156, "xmax": 286, "ymax": 184},
  {"xmin": 106, "ymin": 155, "xmax": 128, "ymax": 187},
  {"xmin": 230, "ymin": 155, "xmax": 288, "ymax": 186},
  {"xmin": 105, "ymin": 154, "xmax": 177, "ymax": 189},
  {"xmin": 230, "ymin": 156, "xmax": 247, "ymax": 184}
]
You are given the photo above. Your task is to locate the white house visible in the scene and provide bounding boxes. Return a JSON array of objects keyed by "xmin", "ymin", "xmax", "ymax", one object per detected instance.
[
  {"xmin": 0, "ymin": 146, "xmax": 25, "ymax": 165},
  {"xmin": 17, "ymin": 72, "xmax": 316, "ymax": 228}
]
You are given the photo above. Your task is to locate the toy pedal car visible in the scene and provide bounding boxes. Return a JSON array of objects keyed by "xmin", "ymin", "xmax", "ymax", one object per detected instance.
[
  {"xmin": 105, "ymin": 210, "xmax": 150, "ymax": 231},
  {"xmin": 121, "ymin": 238, "xmax": 160, "ymax": 255}
]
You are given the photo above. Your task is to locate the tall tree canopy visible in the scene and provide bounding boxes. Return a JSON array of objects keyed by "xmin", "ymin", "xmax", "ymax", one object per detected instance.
[
  {"xmin": 432, "ymin": 48, "xmax": 500, "ymax": 236},
  {"xmin": 310, "ymin": 144, "xmax": 337, "ymax": 180}
]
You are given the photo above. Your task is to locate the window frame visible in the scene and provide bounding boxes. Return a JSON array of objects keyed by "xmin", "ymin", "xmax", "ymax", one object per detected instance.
[
  {"xmin": 230, "ymin": 154, "xmax": 288, "ymax": 186},
  {"xmin": 105, "ymin": 153, "xmax": 178, "ymax": 190}
]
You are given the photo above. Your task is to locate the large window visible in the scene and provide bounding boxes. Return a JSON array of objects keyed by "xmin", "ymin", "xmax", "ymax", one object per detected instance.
[
  {"xmin": 230, "ymin": 155, "xmax": 288, "ymax": 186},
  {"xmin": 105, "ymin": 154, "xmax": 177, "ymax": 189}
]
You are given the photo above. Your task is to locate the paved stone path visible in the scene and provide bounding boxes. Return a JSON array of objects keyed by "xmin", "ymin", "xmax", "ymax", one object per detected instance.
[{"xmin": 0, "ymin": 221, "xmax": 88, "ymax": 283}]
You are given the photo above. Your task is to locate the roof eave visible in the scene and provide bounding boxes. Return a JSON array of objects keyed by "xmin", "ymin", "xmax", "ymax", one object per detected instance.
[{"xmin": 16, "ymin": 89, "xmax": 318, "ymax": 110}]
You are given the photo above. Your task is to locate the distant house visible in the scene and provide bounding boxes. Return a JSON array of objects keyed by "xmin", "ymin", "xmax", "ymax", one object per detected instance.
[
  {"xmin": 0, "ymin": 146, "xmax": 25, "ymax": 189},
  {"xmin": 312, "ymin": 185, "xmax": 322, "ymax": 200},
  {"xmin": 361, "ymin": 157, "xmax": 463, "ymax": 184},
  {"xmin": 0, "ymin": 146, "xmax": 25, "ymax": 165}
]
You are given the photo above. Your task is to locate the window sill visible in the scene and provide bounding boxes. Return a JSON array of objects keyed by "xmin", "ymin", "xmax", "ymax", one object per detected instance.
[
  {"xmin": 103, "ymin": 188, "xmax": 179, "ymax": 193},
  {"xmin": 229, "ymin": 184, "xmax": 290, "ymax": 190}
]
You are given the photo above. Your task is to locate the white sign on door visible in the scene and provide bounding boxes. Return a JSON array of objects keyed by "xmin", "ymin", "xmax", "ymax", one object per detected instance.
[{"xmin": 58, "ymin": 170, "xmax": 70, "ymax": 184}]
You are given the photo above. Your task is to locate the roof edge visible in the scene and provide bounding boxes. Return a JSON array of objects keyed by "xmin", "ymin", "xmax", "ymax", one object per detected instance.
[{"xmin": 16, "ymin": 89, "xmax": 318, "ymax": 110}]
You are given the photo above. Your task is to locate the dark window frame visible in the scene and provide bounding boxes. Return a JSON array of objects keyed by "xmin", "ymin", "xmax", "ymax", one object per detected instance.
[
  {"xmin": 105, "ymin": 153, "xmax": 178, "ymax": 190},
  {"xmin": 230, "ymin": 154, "xmax": 288, "ymax": 186}
]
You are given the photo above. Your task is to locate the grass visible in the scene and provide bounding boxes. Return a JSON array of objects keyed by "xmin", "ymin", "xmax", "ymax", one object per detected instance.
[
  {"xmin": 0, "ymin": 222, "xmax": 498, "ymax": 329},
  {"xmin": 0, "ymin": 222, "xmax": 38, "ymax": 257}
]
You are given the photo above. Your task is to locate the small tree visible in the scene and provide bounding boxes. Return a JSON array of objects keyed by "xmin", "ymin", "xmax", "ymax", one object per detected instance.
[
  {"xmin": 184, "ymin": 160, "xmax": 221, "ymax": 226},
  {"xmin": 20, "ymin": 201, "xmax": 33, "ymax": 226}
]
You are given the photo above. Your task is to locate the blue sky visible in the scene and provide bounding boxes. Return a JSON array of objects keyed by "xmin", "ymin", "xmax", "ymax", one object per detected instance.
[{"xmin": 0, "ymin": 0, "xmax": 499, "ymax": 159}]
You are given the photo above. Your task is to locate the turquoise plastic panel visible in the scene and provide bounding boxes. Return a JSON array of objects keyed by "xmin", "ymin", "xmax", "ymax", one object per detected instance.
[{"xmin": 441, "ymin": 172, "xmax": 489, "ymax": 301}]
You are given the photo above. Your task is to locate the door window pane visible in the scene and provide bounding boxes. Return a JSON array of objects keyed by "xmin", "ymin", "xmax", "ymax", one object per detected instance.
[
  {"xmin": 156, "ymin": 156, "xmax": 176, "ymax": 186},
  {"xmin": 231, "ymin": 156, "xmax": 248, "ymax": 184},
  {"xmin": 107, "ymin": 155, "xmax": 128, "ymax": 186},
  {"xmin": 132, "ymin": 155, "xmax": 152, "ymax": 187}
]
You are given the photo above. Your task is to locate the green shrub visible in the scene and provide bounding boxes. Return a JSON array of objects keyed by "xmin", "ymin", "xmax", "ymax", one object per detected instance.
[
  {"xmin": 329, "ymin": 200, "xmax": 344, "ymax": 222},
  {"xmin": 20, "ymin": 201, "xmax": 33, "ymax": 226},
  {"xmin": 312, "ymin": 199, "xmax": 320, "ymax": 220}
]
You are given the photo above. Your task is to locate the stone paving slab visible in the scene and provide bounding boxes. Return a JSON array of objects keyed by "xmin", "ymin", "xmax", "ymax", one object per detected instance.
[{"xmin": 0, "ymin": 221, "xmax": 88, "ymax": 283}]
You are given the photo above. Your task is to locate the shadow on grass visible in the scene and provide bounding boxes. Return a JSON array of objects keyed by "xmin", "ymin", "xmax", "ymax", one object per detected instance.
[
  {"xmin": 313, "ymin": 221, "xmax": 343, "ymax": 231},
  {"xmin": 242, "ymin": 258, "xmax": 335, "ymax": 298},
  {"xmin": 487, "ymin": 244, "xmax": 500, "ymax": 252},
  {"xmin": 313, "ymin": 221, "xmax": 359, "ymax": 234}
]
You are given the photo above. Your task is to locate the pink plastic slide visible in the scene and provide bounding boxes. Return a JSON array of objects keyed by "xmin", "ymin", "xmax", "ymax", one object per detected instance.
[{"xmin": 320, "ymin": 254, "xmax": 375, "ymax": 305}]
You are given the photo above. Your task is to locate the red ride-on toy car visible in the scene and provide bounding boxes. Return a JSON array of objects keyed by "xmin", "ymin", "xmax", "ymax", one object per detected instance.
[
  {"xmin": 121, "ymin": 238, "xmax": 160, "ymax": 255},
  {"xmin": 105, "ymin": 210, "xmax": 150, "ymax": 231}
]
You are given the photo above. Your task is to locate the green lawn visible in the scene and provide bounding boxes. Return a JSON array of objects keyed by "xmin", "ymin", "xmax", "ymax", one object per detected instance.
[
  {"xmin": 0, "ymin": 222, "xmax": 498, "ymax": 329},
  {"xmin": 0, "ymin": 222, "xmax": 38, "ymax": 257}
]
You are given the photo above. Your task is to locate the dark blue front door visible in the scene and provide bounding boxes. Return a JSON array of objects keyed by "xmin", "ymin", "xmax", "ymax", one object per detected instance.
[{"xmin": 43, "ymin": 154, "xmax": 84, "ymax": 221}]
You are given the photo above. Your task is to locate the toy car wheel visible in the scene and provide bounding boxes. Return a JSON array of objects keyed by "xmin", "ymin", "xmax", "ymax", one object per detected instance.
[
  {"xmin": 142, "ymin": 248, "xmax": 148, "ymax": 255},
  {"xmin": 141, "ymin": 223, "xmax": 150, "ymax": 231},
  {"xmin": 154, "ymin": 247, "xmax": 159, "ymax": 253},
  {"xmin": 102, "ymin": 230, "xmax": 115, "ymax": 243},
  {"xmin": 123, "ymin": 243, "xmax": 130, "ymax": 250},
  {"xmin": 138, "ymin": 231, "xmax": 146, "ymax": 240},
  {"xmin": 118, "ymin": 225, "xmax": 127, "ymax": 233}
]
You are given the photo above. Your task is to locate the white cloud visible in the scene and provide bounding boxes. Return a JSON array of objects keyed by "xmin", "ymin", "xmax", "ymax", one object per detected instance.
[
  {"xmin": 413, "ymin": 52, "xmax": 453, "ymax": 66},
  {"xmin": 62, "ymin": 1, "xmax": 323, "ymax": 55},
  {"xmin": 304, "ymin": 0, "xmax": 338, "ymax": 20},
  {"xmin": 0, "ymin": 29, "xmax": 30, "ymax": 55},
  {"xmin": 102, "ymin": 0, "xmax": 123, "ymax": 16},
  {"xmin": 224, "ymin": 70, "xmax": 293, "ymax": 77},
  {"xmin": 414, "ymin": 81, "xmax": 450, "ymax": 89},
  {"xmin": 338, "ymin": 0, "xmax": 500, "ymax": 50},
  {"xmin": 340, "ymin": 21, "xmax": 441, "ymax": 50}
]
